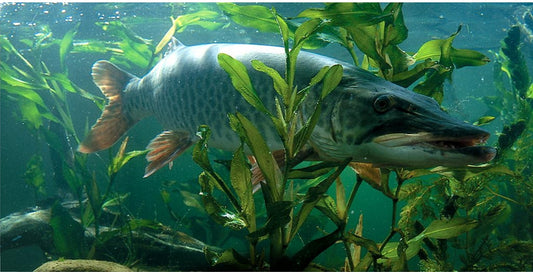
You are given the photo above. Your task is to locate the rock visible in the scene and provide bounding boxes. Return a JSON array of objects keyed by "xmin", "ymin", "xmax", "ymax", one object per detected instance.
[{"xmin": 34, "ymin": 259, "xmax": 133, "ymax": 272}]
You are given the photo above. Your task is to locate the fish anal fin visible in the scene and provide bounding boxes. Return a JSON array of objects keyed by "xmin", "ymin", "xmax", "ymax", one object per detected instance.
[
  {"xmin": 78, "ymin": 61, "xmax": 138, "ymax": 153},
  {"xmin": 144, "ymin": 130, "xmax": 192, "ymax": 178},
  {"xmin": 349, "ymin": 162, "xmax": 382, "ymax": 190}
]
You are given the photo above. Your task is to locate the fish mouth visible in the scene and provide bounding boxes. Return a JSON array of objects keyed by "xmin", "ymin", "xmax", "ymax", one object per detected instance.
[{"xmin": 373, "ymin": 132, "xmax": 497, "ymax": 164}]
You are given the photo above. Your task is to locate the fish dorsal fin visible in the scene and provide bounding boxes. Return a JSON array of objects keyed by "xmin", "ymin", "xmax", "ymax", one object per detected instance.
[
  {"xmin": 78, "ymin": 61, "xmax": 138, "ymax": 153},
  {"xmin": 144, "ymin": 130, "xmax": 192, "ymax": 177},
  {"xmin": 165, "ymin": 37, "xmax": 185, "ymax": 57}
]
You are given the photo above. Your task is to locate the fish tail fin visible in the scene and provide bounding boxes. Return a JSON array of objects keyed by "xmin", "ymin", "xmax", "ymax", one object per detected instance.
[{"xmin": 78, "ymin": 60, "xmax": 137, "ymax": 153}]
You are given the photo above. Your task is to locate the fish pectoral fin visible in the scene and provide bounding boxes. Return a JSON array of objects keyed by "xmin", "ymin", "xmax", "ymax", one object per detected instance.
[
  {"xmin": 144, "ymin": 130, "xmax": 192, "ymax": 178},
  {"xmin": 349, "ymin": 162, "xmax": 382, "ymax": 190}
]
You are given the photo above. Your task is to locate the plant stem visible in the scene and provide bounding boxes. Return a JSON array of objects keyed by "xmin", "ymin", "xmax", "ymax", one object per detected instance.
[
  {"xmin": 270, "ymin": 227, "xmax": 284, "ymax": 266},
  {"xmin": 343, "ymin": 240, "xmax": 355, "ymax": 271},
  {"xmin": 210, "ymin": 172, "xmax": 243, "ymax": 212},
  {"xmin": 346, "ymin": 176, "xmax": 363, "ymax": 212},
  {"xmin": 379, "ymin": 172, "xmax": 404, "ymax": 251}
]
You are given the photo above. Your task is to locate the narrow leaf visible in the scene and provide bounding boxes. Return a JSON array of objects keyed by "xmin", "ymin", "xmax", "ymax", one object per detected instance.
[
  {"xmin": 321, "ymin": 64, "xmax": 343, "ymax": 99},
  {"xmin": 421, "ymin": 217, "xmax": 478, "ymax": 239},
  {"xmin": 59, "ymin": 23, "xmax": 80, "ymax": 71},
  {"xmin": 218, "ymin": 3, "xmax": 278, "ymax": 33},
  {"xmin": 316, "ymin": 195, "xmax": 343, "ymax": 226},
  {"xmin": 230, "ymin": 145, "xmax": 256, "ymax": 231},
  {"xmin": 199, "ymin": 172, "xmax": 246, "ymax": 230},
  {"xmin": 252, "ymin": 59, "xmax": 288, "ymax": 101},
  {"xmin": 234, "ymin": 113, "xmax": 282, "ymax": 201},
  {"xmin": 218, "ymin": 53, "xmax": 270, "ymax": 114}
]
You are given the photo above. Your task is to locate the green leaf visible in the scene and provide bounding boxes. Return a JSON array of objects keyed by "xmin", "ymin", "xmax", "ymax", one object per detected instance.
[
  {"xmin": 297, "ymin": 3, "xmax": 389, "ymax": 27},
  {"xmin": 160, "ymin": 189, "xmax": 171, "ymax": 204},
  {"xmin": 290, "ymin": 160, "xmax": 349, "ymax": 240},
  {"xmin": 192, "ymin": 125, "xmax": 213, "ymax": 172},
  {"xmin": 0, "ymin": 35, "xmax": 35, "ymax": 70},
  {"xmin": 45, "ymin": 73, "xmax": 78, "ymax": 94},
  {"xmin": 99, "ymin": 21, "xmax": 151, "ymax": 45},
  {"xmin": 391, "ymin": 59, "xmax": 439, "ymax": 87},
  {"xmin": 273, "ymin": 9, "xmax": 290, "ymax": 50},
  {"xmin": 450, "ymin": 48, "xmax": 490, "ymax": 68},
  {"xmin": 218, "ymin": 3, "xmax": 279, "ymax": 33},
  {"xmin": 294, "ymin": 18, "xmax": 324, "ymax": 47},
  {"xmin": 321, "ymin": 64, "xmax": 343, "ymax": 99},
  {"xmin": 251, "ymin": 59, "xmax": 289, "ymax": 101},
  {"xmin": 383, "ymin": 3, "xmax": 408, "ymax": 46},
  {"xmin": 473, "ymin": 115, "xmax": 496, "ymax": 126},
  {"xmin": 385, "ymin": 45, "xmax": 414, "ymax": 75},
  {"xmin": 413, "ymin": 65, "xmax": 450, "ymax": 104},
  {"xmin": 335, "ymin": 178, "xmax": 346, "ymax": 220},
  {"xmin": 344, "ymin": 232, "xmax": 381, "ymax": 256},
  {"xmin": 500, "ymin": 26, "xmax": 531, "ymax": 97},
  {"xmin": 348, "ymin": 24, "xmax": 389, "ymax": 70},
  {"xmin": 420, "ymin": 217, "xmax": 478, "ymax": 239},
  {"xmin": 125, "ymin": 218, "xmax": 163, "ymax": 231},
  {"xmin": 23, "ymin": 155, "xmax": 46, "ymax": 195},
  {"xmin": 218, "ymin": 53, "xmax": 270, "ymax": 115},
  {"xmin": 315, "ymin": 195, "xmax": 343, "ymax": 226},
  {"xmin": 233, "ymin": 113, "xmax": 282, "ymax": 201},
  {"xmin": 19, "ymin": 99, "xmax": 43, "ymax": 129},
  {"xmin": 180, "ymin": 190, "xmax": 204, "ymax": 211},
  {"xmin": 101, "ymin": 193, "xmax": 130, "ymax": 215},
  {"xmin": 413, "ymin": 39, "xmax": 445, "ymax": 62},
  {"xmin": 59, "ymin": 23, "xmax": 80, "ymax": 71},
  {"xmin": 50, "ymin": 202, "xmax": 87, "ymax": 258},
  {"xmin": 72, "ymin": 40, "xmax": 110, "ymax": 54},
  {"xmin": 288, "ymin": 19, "xmax": 325, "ymax": 80},
  {"xmin": 380, "ymin": 239, "xmax": 422, "ymax": 262},
  {"xmin": 230, "ymin": 145, "xmax": 256, "ymax": 231},
  {"xmin": 496, "ymin": 120, "xmax": 527, "ymax": 154},
  {"xmin": 155, "ymin": 11, "xmax": 222, "ymax": 55},
  {"xmin": 63, "ymin": 166, "xmax": 82, "ymax": 198},
  {"xmin": 0, "ymin": 64, "xmax": 47, "ymax": 90},
  {"xmin": 1, "ymin": 84, "xmax": 47, "ymax": 108},
  {"xmin": 293, "ymin": 101, "xmax": 322, "ymax": 156},
  {"xmin": 109, "ymin": 137, "xmax": 148, "ymax": 176},
  {"xmin": 248, "ymin": 201, "xmax": 293, "ymax": 240},
  {"xmin": 414, "ymin": 25, "xmax": 489, "ymax": 70},
  {"xmin": 199, "ymin": 172, "xmax": 246, "ymax": 230},
  {"xmin": 288, "ymin": 162, "xmax": 335, "ymax": 179}
]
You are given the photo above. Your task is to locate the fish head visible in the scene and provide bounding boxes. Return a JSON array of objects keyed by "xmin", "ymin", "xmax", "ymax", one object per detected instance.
[{"xmin": 313, "ymin": 72, "xmax": 496, "ymax": 168}]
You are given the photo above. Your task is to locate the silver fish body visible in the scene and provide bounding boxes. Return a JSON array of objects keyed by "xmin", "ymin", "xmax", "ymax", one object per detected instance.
[
  {"xmin": 125, "ymin": 42, "xmax": 344, "ymax": 151},
  {"xmin": 79, "ymin": 39, "xmax": 496, "ymax": 176}
]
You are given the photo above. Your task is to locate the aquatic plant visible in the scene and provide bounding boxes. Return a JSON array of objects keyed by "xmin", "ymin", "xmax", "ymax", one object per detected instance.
[{"xmin": 186, "ymin": 3, "xmax": 521, "ymax": 271}]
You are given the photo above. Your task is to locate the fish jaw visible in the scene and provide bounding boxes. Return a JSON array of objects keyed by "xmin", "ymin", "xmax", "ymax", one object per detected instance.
[{"xmin": 366, "ymin": 131, "xmax": 497, "ymax": 168}]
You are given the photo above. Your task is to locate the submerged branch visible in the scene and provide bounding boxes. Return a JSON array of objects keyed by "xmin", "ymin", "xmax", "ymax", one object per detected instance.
[{"xmin": 0, "ymin": 204, "xmax": 220, "ymax": 270}]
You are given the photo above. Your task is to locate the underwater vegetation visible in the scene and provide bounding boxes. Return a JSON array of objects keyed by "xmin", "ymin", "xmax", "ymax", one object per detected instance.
[{"xmin": 1, "ymin": 3, "xmax": 532, "ymax": 271}]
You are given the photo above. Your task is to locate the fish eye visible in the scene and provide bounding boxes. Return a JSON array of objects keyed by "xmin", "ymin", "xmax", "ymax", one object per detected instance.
[{"xmin": 373, "ymin": 95, "xmax": 394, "ymax": 113}]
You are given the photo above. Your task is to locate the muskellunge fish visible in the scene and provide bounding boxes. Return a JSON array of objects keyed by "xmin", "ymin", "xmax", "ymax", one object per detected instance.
[{"xmin": 78, "ymin": 38, "xmax": 496, "ymax": 177}]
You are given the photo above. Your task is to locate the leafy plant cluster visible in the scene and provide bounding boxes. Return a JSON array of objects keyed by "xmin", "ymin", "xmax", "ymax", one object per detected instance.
[{"xmin": 1, "ymin": 2, "xmax": 532, "ymax": 271}]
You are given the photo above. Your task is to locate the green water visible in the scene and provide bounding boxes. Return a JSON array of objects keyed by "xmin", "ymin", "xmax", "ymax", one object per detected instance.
[{"xmin": 1, "ymin": 2, "xmax": 532, "ymax": 271}]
